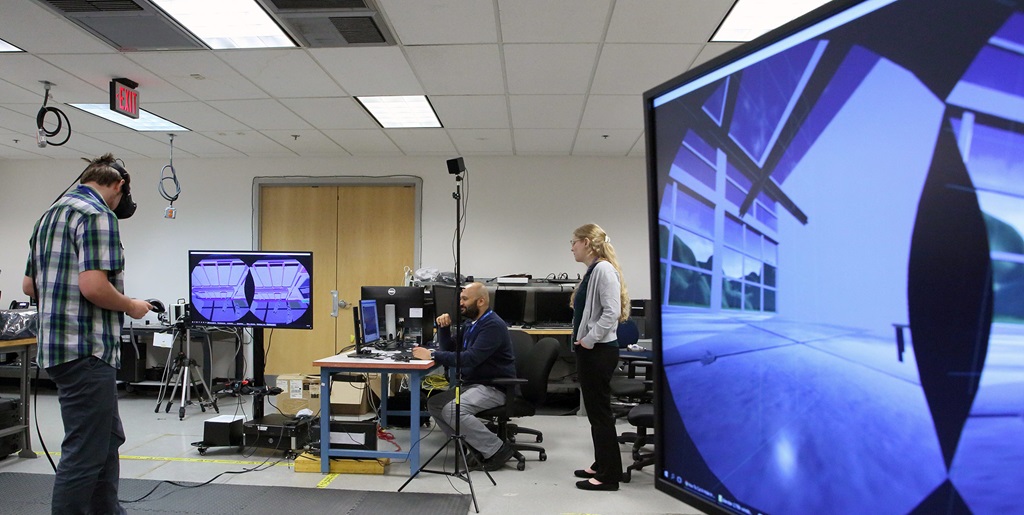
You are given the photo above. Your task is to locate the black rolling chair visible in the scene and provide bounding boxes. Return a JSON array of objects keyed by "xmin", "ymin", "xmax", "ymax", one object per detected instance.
[
  {"xmin": 477, "ymin": 336, "xmax": 560, "ymax": 469},
  {"xmin": 622, "ymin": 403, "xmax": 655, "ymax": 482}
]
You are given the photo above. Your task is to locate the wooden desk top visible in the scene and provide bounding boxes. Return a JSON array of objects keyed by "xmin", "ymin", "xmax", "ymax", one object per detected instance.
[
  {"xmin": 312, "ymin": 352, "xmax": 435, "ymax": 370},
  {"xmin": 0, "ymin": 338, "xmax": 35, "ymax": 350}
]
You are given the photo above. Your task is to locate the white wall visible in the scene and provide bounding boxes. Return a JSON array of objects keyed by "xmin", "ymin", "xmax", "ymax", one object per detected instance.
[{"xmin": 1, "ymin": 155, "xmax": 652, "ymax": 308}]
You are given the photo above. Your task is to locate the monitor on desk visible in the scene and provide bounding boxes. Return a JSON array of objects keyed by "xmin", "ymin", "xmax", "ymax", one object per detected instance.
[
  {"xmin": 531, "ymin": 290, "xmax": 573, "ymax": 326},
  {"xmin": 188, "ymin": 250, "xmax": 313, "ymax": 330},
  {"xmin": 431, "ymin": 284, "xmax": 459, "ymax": 321},
  {"xmin": 358, "ymin": 299, "xmax": 380, "ymax": 350},
  {"xmin": 493, "ymin": 288, "xmax": 527, "ymax": 325},
  {"xmin": 360, "ymin": 285, "xmax": 429, "ymax": 343}
]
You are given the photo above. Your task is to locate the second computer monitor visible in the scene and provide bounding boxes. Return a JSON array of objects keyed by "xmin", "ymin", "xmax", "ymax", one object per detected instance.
[
  {"xmin": 493, "ymin": 289, "xmax": 527, "ymax": 325},
  {"xmin": 359, "ymin": 299, "xmax": 381, "ymax": 348},
  {"xmin": 532, "ymin": 290, "xmax": 574, "ymax": 326}
]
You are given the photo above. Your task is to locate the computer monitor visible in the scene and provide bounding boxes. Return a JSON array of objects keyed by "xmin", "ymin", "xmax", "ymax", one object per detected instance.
[
  {"xmin": 431, "ymin": 284, "xmax": 460, "ymax": 321},
  {"xmin": 493, "ymin": 288, "xmax": 527, "ymax": 325},
  {"xmin": 188, "ymin": 250, "xmax": 313, "ymax": 329},
  {"xmin": 358, "ymin": 299, "xmax": 380, "ymax": 348},
  {"xmin": 531, "ymin": 290, "xmax": 573, "ymax": 326},
  {"xmin": 644, "ymin": 1, "xmax": 1024, "ymax": 513},
  {"xmin": 360, "ymin": 285, "xmax": 430, "ymax": 343}
]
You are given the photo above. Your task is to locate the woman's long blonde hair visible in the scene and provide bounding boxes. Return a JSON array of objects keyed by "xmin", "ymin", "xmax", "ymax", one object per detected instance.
[{"xmin": 573, "ymin": 223, "xmax": 630, "ymax": 322}]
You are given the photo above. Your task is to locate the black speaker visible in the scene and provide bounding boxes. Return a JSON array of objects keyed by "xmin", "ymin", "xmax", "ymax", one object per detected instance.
[{"xmin": 446, "ymin": 156, "xmax": 465, "ymax": 175}]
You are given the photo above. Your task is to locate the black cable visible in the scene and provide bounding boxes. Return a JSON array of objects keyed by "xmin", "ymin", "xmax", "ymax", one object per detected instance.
[{"xmin": 36, "ymin": 85, "xmax": 71, "ymax": 147}]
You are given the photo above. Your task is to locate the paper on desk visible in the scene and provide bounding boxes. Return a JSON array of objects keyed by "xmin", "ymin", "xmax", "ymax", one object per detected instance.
[{"xmin": 153, "ymin": 332, "xmax": 175, "ymax": 348}]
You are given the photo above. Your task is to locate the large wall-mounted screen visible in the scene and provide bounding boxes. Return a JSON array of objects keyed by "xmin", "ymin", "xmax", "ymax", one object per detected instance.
[{"xmin": 644, "ymin": 0, "xmax": 1024, "ymax": 513}]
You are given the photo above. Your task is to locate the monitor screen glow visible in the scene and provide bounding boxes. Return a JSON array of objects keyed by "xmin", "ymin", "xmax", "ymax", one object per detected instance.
[
  {"xmin": 645, "ymin": 0, "xmax": 1024, "ymax": 514},
  {"xmin": 188, "ymin": 250, "xmax": 313, "ymax": 330},
  {"xmin": 359, "ymin": 299, "xmax": 380, "ymax": 345}
]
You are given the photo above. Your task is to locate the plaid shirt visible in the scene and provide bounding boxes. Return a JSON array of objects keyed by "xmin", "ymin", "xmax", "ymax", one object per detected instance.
[{"xmin": 25, "ymin": 184, "xmax": 125, "ymax": 369}]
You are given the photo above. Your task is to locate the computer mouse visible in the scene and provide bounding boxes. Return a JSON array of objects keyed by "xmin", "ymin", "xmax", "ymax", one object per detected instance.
[{"xmin": 521, "ymin": 324, "xmax": 532, "ymax": 329}]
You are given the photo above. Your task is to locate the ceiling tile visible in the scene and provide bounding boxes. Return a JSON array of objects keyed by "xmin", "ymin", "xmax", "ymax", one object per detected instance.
[
  {"xmin": 215, "ymin": 49, "xmax": 347, "ymax": 98},
  {"xmin": 0, "ymin": 54, "xmax": 105, "ymax": 102},
  {"xmin": 580, "ymin": 95, "xmax": 644, "ymax": 130},
  {"xmin": 386, "ymin": 128, "xmax": 456, "ymax": 154},
  {"xmin": 607, "ymin": 0, "xmax": 732, "ymax": 44},
  {"xmin": 279, "ymin": 98, "xmax": 378, "ymax": 130},
  {"xmin": 142, "ymin": 132, "xmax": 242, "ymax": 158},
  {"xmin": 144, "ymin": 101, "xmax": 249, "ymax": 132},
  {"xmin": 498, "ymin": 0, "xmax": 612, "ymax": 43},
  {"xmin": 322, "ymin": 129, "xmax": 403, "ymax": 156},
  {"xmin": 199, "ymin": 130, "xmax": 293, "ymax": 157},
  {"xmin": 509, "ymin": 95, "xmax": 585, "ymax": 129},
  {"xmin": 125, "ymin": 52, "xmax": 268, "ymax": 101},
  {"xmin": 430, "ymin": 95, "xmax": 509, "ymax": 129},
  {"xmin": 592, "ymin": 44, "xmax": 703, "ymax": 95},
  {"xmin": 573, "ymin": 128, "xmax": 642, "ymax": 155},
  {"xmin": 310, "ymin": 47, "xmax": 423, "ymax": 96},
  {"xmin": 40, "ymin": 53, "xmax": 193, "ymax": 103},
  {"xmin": 0, "ymin": 78, "xmax": 54, "ymax": 104},
  {"xmin": 504, "ymin": 44, "xmax": 599, "ymax": 94},
  {"xmin": 513, "ymin": 128, "xmax": 575, "ymax": 155},
  {"xmin": 449, "ymin": 128, "xmax": 513, "ymax": 154},
  {"xmin": 405, "ymin": 45, "xmax": 504, "ymax": 95},
  {"xmin": 261, "ymin": 130, "xmax": 347, "ymax": 157},
  {"xmin": 379, "ymin": 0, "xmax": 497, "ymax": 45},
  {"xmin": 78, "ymin": 129, "xmax": 178, "ymax": 159},
  {"xmin": 206, "ymin": 99, "xmax": 312, "ymax": 131}
]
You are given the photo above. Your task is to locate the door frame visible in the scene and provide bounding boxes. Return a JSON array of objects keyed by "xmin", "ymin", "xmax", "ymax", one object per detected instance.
[
  {"xmin": 251, "ymin": 175, "xmax": 424, "ymax": 265},
  {"xmin": 248, "ymin": 175, "xmax": 424, "ymax": 378}
]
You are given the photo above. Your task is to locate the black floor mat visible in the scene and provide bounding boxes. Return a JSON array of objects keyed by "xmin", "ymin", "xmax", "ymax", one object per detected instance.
[{"xmin": 0, "ymin": 472, "xmax": 470, "ymax": 515}]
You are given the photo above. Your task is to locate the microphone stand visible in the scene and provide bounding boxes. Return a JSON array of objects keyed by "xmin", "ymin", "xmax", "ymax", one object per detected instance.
[{"xmin": 399, "ymin": 167, "xmax": 492, "ymax": 513}]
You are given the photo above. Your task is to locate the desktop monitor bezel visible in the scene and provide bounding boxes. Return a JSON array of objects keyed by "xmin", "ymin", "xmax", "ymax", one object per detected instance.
[
  {"xmin": 359, "ymin": 299, "xmax": 380, "ymax": 347},
  {"xmin": 644, "ymin": 0, "xmax": 1024, "ymax": 513},
  {"xmin": 359, "ymin": 285, "xmax": 430, "ymax": 342},
  {"xmin": 187, "ymin": 250, "xmax": 313, "ymax": 330}
]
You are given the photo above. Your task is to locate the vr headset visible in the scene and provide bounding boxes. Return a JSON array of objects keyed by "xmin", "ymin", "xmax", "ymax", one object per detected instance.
[{"xmin": 107, "ymin": 159, "xmax": 137, "ymax": 220}]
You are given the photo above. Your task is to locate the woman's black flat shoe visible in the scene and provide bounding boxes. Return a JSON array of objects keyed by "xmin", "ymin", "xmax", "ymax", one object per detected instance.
[
  {"xmin": 574, "ymin": 469, "xmax": 597, "ymax": 479},
  {"xmin": 576, "ymin": 479, "xmax": 619, "ymax": 491}
]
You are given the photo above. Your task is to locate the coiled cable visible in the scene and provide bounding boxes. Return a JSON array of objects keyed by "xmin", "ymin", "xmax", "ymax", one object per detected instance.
[{"xmin": 36, "ymin": 81, "xmax": 71, "ymax": 146}]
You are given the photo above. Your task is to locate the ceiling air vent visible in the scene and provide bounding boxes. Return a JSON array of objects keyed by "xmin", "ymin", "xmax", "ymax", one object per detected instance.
[
  {"xmin": 35, "ymin": 0, "xmax": 205, "ymax": 51},
  {"xmin": 261, "ymin": 0, "xmax": 395, "ymax": 47}
]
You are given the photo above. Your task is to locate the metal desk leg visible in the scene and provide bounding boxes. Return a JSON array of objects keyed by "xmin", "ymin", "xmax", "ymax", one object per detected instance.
[
  {"xmin": 379, "ymin": 372, "xmax": 389, "ymax": 427},
  {"xmin": 18, "ymin": 346, "xmax": 36, "ymax": 458},
  {"xmin": 408, "ymin": 370, "xmax": 421, "ymax": 474},
  {"xmin": 320, "ymin": 369, "xmax": 331, "ymax": 474}
]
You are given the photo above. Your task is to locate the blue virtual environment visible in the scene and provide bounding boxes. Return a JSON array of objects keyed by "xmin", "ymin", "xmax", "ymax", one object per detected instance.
[
  {"xmin": 188, "ymin": 251, "xmax": 313, "ymax": 330},
  {"xmin": 647, "ymin": 0, "xmax": 1024, "ymax": 513}
]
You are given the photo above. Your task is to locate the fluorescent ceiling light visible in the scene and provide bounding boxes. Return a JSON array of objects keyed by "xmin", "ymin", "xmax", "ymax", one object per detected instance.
[
  {"xmin": 69, "ymin": 104, "xmax": 189, "ymax": 132},
  {"xmin": 356, "ymin": 96, "xmax": 442, "ymax": 129},
  {"xmin": 0, "ymin": 38, "xmax": 23, "ymax": 52},
  {"xmin": 713, "ymin": 0, "xmax": 833, "ymax": 42},
  {"xmin": 151, "ymin": 0, "xmax": 295, "ymax": 49}
]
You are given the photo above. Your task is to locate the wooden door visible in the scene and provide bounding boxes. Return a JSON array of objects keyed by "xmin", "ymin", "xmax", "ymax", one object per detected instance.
[{"xmin": 259, "ymin": 184, "xmax": 416, "ymax": 374}]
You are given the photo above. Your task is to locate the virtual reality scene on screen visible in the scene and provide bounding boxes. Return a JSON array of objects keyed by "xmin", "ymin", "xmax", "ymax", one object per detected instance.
[
  {"xmin": 649, "ymin": 1, "xmax": 1024, "ymax": 514},
  {"xmin": 188, "ymin": 251, "xmax": 313, "ymax": 329}
]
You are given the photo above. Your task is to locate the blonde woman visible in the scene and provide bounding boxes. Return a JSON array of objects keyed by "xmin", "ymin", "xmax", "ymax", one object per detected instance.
[{"xmin": 569, "ymin": 223, "xmax": 629, "ymax": 491}]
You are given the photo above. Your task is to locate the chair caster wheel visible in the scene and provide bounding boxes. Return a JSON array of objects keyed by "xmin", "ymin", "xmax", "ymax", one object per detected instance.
[
  {"xmin": 516, "ymin": 461, "xmax": 526, "ymax": 471},
  {"xmin": 623, "ymin": 471, "xmax": 632, "ymax": 483},
  {"xmin": 536, "ymin": 435, "xmax": 543, "ymax": 443},
  {"xmin": 539, "ymin": 452, "xmax": 547, "ymax": 461}
]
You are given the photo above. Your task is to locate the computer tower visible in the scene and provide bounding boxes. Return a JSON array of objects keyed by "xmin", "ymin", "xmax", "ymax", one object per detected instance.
[
  {"xmin": 0, "ymin": 398, "xmax": 22, "ymax": 458},
  {"xmin": 243, "ymin": 414, "xmax": 312, "ymax": 452}
]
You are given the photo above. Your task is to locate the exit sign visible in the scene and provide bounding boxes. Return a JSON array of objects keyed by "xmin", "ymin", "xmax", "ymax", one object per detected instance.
[{"xmin": 109, "ymin": 78, "xmax": 139, "ymax": 119}]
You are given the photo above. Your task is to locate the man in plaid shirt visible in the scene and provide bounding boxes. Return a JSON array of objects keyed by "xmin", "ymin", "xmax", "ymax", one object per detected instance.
[{"xmin": 23, "ymin": 153, "xmax": 152, "ymax": 515}]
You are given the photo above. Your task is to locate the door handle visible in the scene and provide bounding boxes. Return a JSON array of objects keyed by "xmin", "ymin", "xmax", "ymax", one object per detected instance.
[{"xmin": 330, "ymin": 290, "xmax": 350, "ymax": 318}]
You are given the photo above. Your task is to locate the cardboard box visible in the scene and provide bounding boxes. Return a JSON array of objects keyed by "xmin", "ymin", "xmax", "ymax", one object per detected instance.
[
  {"xmin": 275, "ymin": 374, "xmax": 320, "ymax": 416},
  {"xmin": 329, "ymin": 374, "xmax": 378, "ymax": 415}
]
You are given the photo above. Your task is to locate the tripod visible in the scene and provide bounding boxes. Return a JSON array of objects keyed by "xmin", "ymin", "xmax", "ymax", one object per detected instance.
[
  {"xmin": 399, "ymin": 160, "xmax": 492, "ymax": 513},
  {"xmin": 155, "ymin": 321, "xmax": 219, "ymax": 420}
]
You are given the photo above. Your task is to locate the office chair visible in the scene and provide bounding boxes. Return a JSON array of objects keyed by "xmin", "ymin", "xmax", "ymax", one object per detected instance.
[
  {"xmin": 477, "ymin": 336, "xmax": 560, "ymax": 469},
  {"xmin": 622, "ymin": 403, "xmax": 655, "ymax": 483},
  {"xmin": 610, "ymin": 319, "xmax": 651, "ymax": 409}
]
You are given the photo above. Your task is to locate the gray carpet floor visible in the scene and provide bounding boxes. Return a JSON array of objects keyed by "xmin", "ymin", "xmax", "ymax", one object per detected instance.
[{"xmin": 0, "ymin": 472, "xmax": 470, "ymax": 514}]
